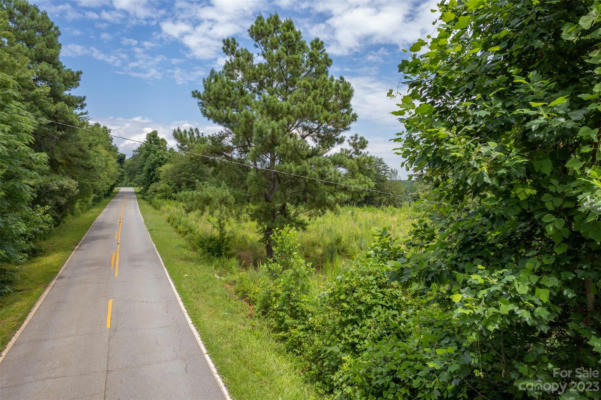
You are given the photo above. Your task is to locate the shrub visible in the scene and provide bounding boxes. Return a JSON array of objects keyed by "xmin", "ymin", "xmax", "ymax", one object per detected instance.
[
  {"xmin": 255, "ymin": 228, "xmax": 314, "ymax": 350},
  {"xmin": 303, "ymin": 256, "xmax": 409, "ymax": 394}
]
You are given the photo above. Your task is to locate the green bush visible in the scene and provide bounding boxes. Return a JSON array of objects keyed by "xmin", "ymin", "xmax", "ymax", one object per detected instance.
[
  {"xmin": 303, "ymin": 255, "xmax": 409, "ymax": 394},
  {"xmin": 255, "ymin": 228, "xmax": 313, "ymax": 350}
]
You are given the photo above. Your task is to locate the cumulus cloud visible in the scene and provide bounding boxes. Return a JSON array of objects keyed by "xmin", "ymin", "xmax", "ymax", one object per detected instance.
[
  {"xmin": 112, "ymin": 0, "xmax": 154, "ymax": 19},
  {"xmin": 304, "ymin": 0, "xmax": 439, "ymax": 55},
  {"xmin": 161, "ymin": 0, "xmax": 265, "ymax": 59},
  {"xmin": 63, "ymin": 45, "xmax": 125, "ymax": 68},
  {"xmin": 347, "ymin": 75, "xmax": 400, "ymax": 127}
]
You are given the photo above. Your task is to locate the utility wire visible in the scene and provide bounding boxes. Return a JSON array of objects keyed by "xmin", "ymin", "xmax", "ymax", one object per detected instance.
[{"xmin": 26, "ymin": 114, "xmax": 405, "ymax": 199}]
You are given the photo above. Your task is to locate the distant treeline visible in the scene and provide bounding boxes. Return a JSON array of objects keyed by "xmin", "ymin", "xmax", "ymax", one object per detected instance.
[{"xmin": 0, "ymin": 0, "xmax": 121, "ymax": 291}]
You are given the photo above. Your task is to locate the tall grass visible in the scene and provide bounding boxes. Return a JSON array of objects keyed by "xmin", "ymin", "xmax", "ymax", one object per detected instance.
[{"xmin": 160, "ymin": 200, "xmax": 416, "ymax": 277}]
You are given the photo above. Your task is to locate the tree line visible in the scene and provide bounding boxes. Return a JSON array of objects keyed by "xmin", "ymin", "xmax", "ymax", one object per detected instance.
[{"xmin": 0, "ymin": 0, "xmax": 121, "ymax": 293}]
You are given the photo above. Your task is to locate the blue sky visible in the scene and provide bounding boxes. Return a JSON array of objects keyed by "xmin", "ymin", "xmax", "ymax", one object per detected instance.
[{"xmin": 32, "ymin": 0, "xmax": 438, "ymax": 177}]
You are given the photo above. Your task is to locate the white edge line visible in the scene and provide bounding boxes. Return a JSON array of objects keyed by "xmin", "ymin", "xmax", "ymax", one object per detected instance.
[
  {"xmin": 134, "ymin": 191, "xmax": 233, "ymax": 400},
  {"xmin": 0, "ymin": 190, "xmax": 118, "ymax": 364}
]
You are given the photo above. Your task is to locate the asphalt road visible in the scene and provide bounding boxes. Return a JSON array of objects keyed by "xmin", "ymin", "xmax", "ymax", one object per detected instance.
[{"xmin": 0, "ymin": 188, "xmax": 228, "ymax": 400}]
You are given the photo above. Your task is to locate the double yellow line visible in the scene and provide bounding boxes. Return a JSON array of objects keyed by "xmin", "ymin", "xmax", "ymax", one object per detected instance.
[{"xmin": 107, "ymin": 197, "xmax": 126, "ymax": 330}]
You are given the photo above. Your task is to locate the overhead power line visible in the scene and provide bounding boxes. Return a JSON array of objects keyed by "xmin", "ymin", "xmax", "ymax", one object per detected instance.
[{"xmin": 25, "ymin": 114, "xmax": 405, "ymax": 199}]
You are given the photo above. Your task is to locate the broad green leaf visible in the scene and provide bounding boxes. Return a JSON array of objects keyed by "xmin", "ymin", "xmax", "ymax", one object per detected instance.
[
  {"xmin": 410, "ymin": 39, "xmax": 427, "ymax": 52},
  {"xmin": 534, "ymin": 306, "xmax": 551, "ymax": 319},
  {"xmin": 535, "ymin": 288, "xmax": 550, "ymax": 303},
  {"xmin": 548, "ymin": 96, "xmax": 568, "ymax": 107},
  {"xmin": 498, "ymin": 299, "xmax": 511, "ymax": 315},
  {"xmin": 561, "ymin": 22, "xmax": 580, "ymax": 40},
  {"xmin": 456, "ymin": 15, "xmax": 471, "ymax": 29},
  {"xmin": 466, "ymin": 0, "xmax": 484, "ymax": 11},
  {"xmin": 554, "ymin": 242, "xmax": 568, "ymax": 254},
  {"xmin": 578, "ymin": 126, "xmax": 598, "ymax": 140},
  {"xmin": 515, "ymin": 282, "xmax": 529, "ymax": 295},
  {"xmin": 579, "ymin": 13, "xmax": 596, "ymax": 30},
  {"xmin": 533, "ymin": 157, "xmax": 552, "ymax": 175},
  {"xmin": 416, "ymin": 103, "xmax": 434, "ymax": 115},
  {"xmin": 540, "ymin": 275, "xmax": 559, "ymax": 287},
  {"xmin": 442, "ymin": 12, "xmax": 456, "ymax": 23},
  {"xmin": 565, "ymin": 157, "xmax": 584, "ymax": 171}
]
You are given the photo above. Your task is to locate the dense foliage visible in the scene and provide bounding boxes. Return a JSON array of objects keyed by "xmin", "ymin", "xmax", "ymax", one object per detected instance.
[
  {"xmin": 122, "ymin": 130, "xmax": 171, "ymax": 194},
  {"xmin": 156, "ymin": 2, "xmax": 601, "ymax": 399},
  {"xmin": 0, "ymin": 1, "xmax": 120, "ymax": 292},
  {"xmin": 0, "ymin": 12, "xmax": 50, "ymax": 289},
  {"xmin": 389, "ymin": 0, "xmax": 601, "ymax": 397}
]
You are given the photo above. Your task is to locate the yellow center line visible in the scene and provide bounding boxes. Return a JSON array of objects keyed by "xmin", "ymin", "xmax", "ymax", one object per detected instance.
[
  {"xmin": 112, "ymin": 198, "xmax": 126, "ymax": 278},
  {"xmin": 111, "ymin": 252, "xmax": 115, "ymax": 270},
  {"xmin": 114, "ymin": 243, "xmax": 120, "ymax": 277},
  {"xmin": 106, "ymin": 299, "xmax": 113, "ymax": 329}
]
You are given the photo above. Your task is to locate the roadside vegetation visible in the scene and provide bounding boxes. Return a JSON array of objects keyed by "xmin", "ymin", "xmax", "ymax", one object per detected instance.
[
  {"xmin": 2, "ymin": 0, "xmax": 601, "ymax": 398},
  {"xmin": 130, "ymin": 3, "xmax": 601, "ymax": 399},
  {"xmin": 138, "ymin": 198, "xmax": 319, "ymax": 400},
  {"xmin": 0, "ymin": 0, "xmax": 122, "ymax": 295},
  {"xmin": 0, "ymin": 193, "xmax": 115, "ymax": 351}
]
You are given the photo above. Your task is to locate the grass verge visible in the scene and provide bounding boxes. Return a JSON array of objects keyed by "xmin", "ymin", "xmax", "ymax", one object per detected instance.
[
  {"xmin": 0, "ymin": 192, "xmax": 116, "ymax": 351},
  {"xmin": 138, "ymin": 198, "xmax": 318, "ymax": 400}
]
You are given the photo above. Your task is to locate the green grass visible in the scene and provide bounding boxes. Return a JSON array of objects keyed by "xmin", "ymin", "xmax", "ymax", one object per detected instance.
[
  {"xmin": 138, "ymin": 199, "xmax": 319, "ymax": 400},
  {"xmin": 0, "ymin": 193, "xmax": 116, "ymax": 352},
  {"xmin": 160, "ymin": 200, "xmax": 416, "ymax": 275}
]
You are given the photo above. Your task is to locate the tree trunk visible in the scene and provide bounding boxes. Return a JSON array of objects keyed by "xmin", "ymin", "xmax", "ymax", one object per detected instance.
[{"xmin": 265, "ymin": 226, "xmax": 274, "ymax": 259}]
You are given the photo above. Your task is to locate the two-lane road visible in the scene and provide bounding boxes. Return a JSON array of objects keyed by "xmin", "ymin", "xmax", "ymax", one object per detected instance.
[{"xmin": 0, "ymin": 188, "xmax": 228, "ymax": 400}]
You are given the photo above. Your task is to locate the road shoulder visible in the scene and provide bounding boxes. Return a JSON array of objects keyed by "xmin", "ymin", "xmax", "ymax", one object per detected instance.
[{"xmin": 138, "ymin": 198, "xmax": 318, "ymax": 400}]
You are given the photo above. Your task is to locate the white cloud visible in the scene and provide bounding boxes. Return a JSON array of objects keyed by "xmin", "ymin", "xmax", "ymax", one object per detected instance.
[
  {"xmin": 100, "ymin": 9, "xmax": 125, "ymax": 22},
  {"xmin": 347, "ymin": 75, "xmax": 400, "ymax": 127},
  {"xmin": 50, "ymin": 3, "xmax": 86, "ymax": 20},
  {"xmin": 62, "ymin": 43, "xmax": 89, "ymax": 57},
  {"xmin": 161, "ymin": 0, "xmax": 265, "ymax": 59},
  {"xmin": 169, "ymin": 67, "xmax": 205, "ymax": 85},
  {"xmin": 121, "ymin": 38, "xmax": 138, "ymax": 46},
  {"xmin": 92, "ymin": 116, "xmax": 223, "ymax": 155},
  {"xmin": 112, "ymin": 0, "xmax": 154, "ymax": 18},
  {"xmin": 303, "ymin": 0, "xmax": 438, "ymax": 55},
  {"xmin": 62, "ymin": 44, "xmax": 126, "ymax": 66},
  {"xmin": 362, "ymin": 136, "xmax": 405, "ymax": 174},
  {"xmin": 365, "ymin": 47, "xmax": 390, "ymax": 63},
  {"xmin": 75, "ymin": 0, "xmax": 110, "ymax": 7}
]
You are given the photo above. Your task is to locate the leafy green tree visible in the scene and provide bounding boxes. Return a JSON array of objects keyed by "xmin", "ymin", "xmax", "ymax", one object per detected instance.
[
  {"xmin": 393, "ymin": 0, "xmax": 601, "ymax": 396},
  {"xmin": 177, "ymin": 184, "xmax": 239, "ymax": 257},
  {"xmin": 0, "ymin": 0, "xmax": 119, "ymax": 221},
  {"xmin": 157, "ymin": 128, "xmax": 237, "ymax": 194},
  {"xmin": 194, "ymin": 14, "xmax": 357, "ymax": 256},
  {"xmin": 124, "ymin": 131, "xmax": 171, "ymax": 194},
  {"xmin": 0, "ymin": 10, "xmax": 51, "ymax": 291},
  {"xmin": 332, "ymin": 134, "xmax": 400, "ymax": 206}
]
